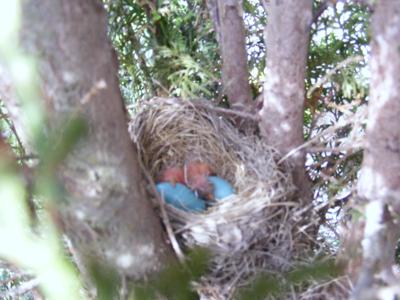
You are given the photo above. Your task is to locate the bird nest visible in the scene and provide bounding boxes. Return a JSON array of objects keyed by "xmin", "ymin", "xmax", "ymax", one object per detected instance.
[{"xmin": 128, "ymin": 97, "xmax": 349, "ymax": 299}]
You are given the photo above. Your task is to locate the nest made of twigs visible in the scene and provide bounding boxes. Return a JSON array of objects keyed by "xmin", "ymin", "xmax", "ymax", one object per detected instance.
[{"xmin": 128, "ymin": 97, "xmax": 349, "ymax": 299}]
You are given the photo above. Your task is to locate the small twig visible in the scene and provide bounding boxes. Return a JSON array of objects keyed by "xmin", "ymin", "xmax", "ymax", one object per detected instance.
[
  {"xmin": 0, "ymin": 107, "xmax": 26, "ymax": 157},
  {"xmin": 151, "ymin": 79, "xmax": 170, "ymax": 96},
  {"xmin": 309, "ymin": 0, "xmax": 331, "ymax": 28},
  {"xmin": 191, "ymin": 99, "xmax": 260, "ymax": 121},
  {"xmin": 63, "ymin": 235, "xmax": 96, "ymax": 298},
  {"xmin": 157, "ymin": 192, "xmax": 186, "ymax": 263},
  {"xmin": 307, "ymin": 55, "xmax": 365, "ymax": 98},
  {"xmin": 16, "ymin": 154, "xmax": 39, "ymax": 161},
  {"xmin": 278, "ymin": 125, "xmax": 339, "ymax": 165},
  {"xmin": 278, "ymin": 104, "xmax": 366, "ymax": 164},
  {"xmin": 307, "ymin": 146, "xmax": 361, "ymax": 153},
  {"xmin": 135, "ymin": 142, "xmax": 186, "ymax": 263},
  {"xmin": 119, "ymin": 275, "xmax": 128, "ymax": 300},
  {"xmin": 0, "ymin": 278, "xmax": 40, "ymax": 299},
  {"xmin": 0, "ymin": 272, "xmax": 33, "ymax": 286},
  {"xmin": 80, "ymin": 80, "xmax": 107, "ymax": 105}
]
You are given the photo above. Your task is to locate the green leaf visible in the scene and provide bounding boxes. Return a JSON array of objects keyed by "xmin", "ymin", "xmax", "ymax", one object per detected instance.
[{"xmin": 40, "ymin": 115, "xmax": 88, "ymax": 174}]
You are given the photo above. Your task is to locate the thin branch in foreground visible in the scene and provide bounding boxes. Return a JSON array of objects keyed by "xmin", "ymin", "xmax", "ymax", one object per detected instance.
[
  {"xmin": 16, "ymin": 154, "xmax": 39, "ymax": 161},
  {"xmin": 278, "ymin": 103, "xmax": 367, "ymax": 165},
  {"xmin": 0, "ymin": 107, "xmax": 26, "ymax": 157},
  {"xmin": 134, "ymin": 141, "xmax": 186, "ymax": 263}
]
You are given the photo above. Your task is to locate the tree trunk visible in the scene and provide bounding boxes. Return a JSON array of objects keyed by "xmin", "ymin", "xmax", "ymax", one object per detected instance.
[
  {"xmin": 206, "ymin": 0, "xmax": 253, "ymax": 112},
  {"xmin": 20, "ymin": 0, "xmax": 173, "ymax": 281},
  {"xmin": 259, "ymin": 0, "xmax": 312, "ymax": 203},
  {"xmin": 348, "ymin": 2, "xmax": 400, "ymax": 298}
]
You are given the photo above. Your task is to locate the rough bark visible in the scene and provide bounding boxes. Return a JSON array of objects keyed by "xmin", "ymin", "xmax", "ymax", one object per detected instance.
[
  {"xmin": 206, "ymin": 0, "xmax": 253, "ymax": 112},
  {"xmin": 349, "ymin": 1, "xmax": 400, "ymax": 298},
  {"xmin": 259, "ymin": 0, "xmax": 312, "ymax": 202},
  {"xmin": 20, "ymin": 0, "xmax": 173, "ymax": 281}
]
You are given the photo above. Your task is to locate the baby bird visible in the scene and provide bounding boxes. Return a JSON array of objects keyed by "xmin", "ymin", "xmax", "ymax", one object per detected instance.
[
  {"xmin": 158, "ymin": 166, "xmax": 185, "ymax": 186},
  {"xmin": 208, "ymin": 176, "xmax": 235, "ymax": 200},
  {"xmin": 156, "ymin": 182, "xmax": 206, "ymax": 212},
  {"xmin": 184, "ymin": 161, "xmax": 214, "ymax": 201}
]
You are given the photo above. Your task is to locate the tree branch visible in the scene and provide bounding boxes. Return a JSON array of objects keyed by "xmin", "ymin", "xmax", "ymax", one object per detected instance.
[
  {"xmin": 21, "ymin": 0, "xmax": 174, "ymax": 281},
  {"xmin": 207, "ymin": 0, "xmax": 254, "ymax": 114},
  {"xmin": 259, "ymin": 0, "xmax": 313, "ymax": 202}
]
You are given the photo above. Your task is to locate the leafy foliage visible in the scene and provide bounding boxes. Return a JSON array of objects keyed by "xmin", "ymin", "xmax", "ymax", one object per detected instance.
[
  {"xmin": 235, "ymin": 257, "xmax": 341, "ymax": 299},
  {"xmin": 306, "ymin": 1, "xmax": 370, "ymax": 224},
  {"xmin": 131, "ymin": 248, "xmax": 209, "ymax": 300},
  {"xmin": 103, "ymin": 0, "xmax": 220, "ymax": 104},
  {"xmin": 244, "ymin": 0, "xmax": 267, "ymax": 96}
]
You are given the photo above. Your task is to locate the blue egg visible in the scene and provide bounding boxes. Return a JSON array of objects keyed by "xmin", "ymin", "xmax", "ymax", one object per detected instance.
[
  {"xmin": 156, "ymin": 182, "xmax": 206, "ymax": 212},
  {"xmin": 208, "ymin": 176, "xmax": 235, "ymax": 200}
]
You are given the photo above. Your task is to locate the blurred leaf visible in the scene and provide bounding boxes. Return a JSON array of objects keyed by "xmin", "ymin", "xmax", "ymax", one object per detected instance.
[
  {"xmin": 88, "ymin": 258, "xmax": 119, "ymax": 300},
  {"xmin": 287, "ymin": 257, "xmax": 340, "ymax": 284},
  {"xmin": 131, "ymin": 248, "xmax": 210, "ymax": 300},
  {"xmin": 235, "ymin": 257, "xmax": 341, "ymax": 299},
  {"xmin": 185, "ymin": 247, "xmax": 210, "ymax": 280},
  {"xmin": 0, "ymin": 171, "xmax": 28, "ymax": 234},
  {"xmin": 130, "ymin": 285, "xmax": 155, "ymax": 300},
  {"xmin": 39, "ymin": 115, "xmax": 88, "ymax": 174},
  {"xmin": 235, "ymin": 274, "xmax": 282, "ymax": 300},
  {"xmin": 0, "ymin": 1, "xmax": 84, "ymax": 298}
]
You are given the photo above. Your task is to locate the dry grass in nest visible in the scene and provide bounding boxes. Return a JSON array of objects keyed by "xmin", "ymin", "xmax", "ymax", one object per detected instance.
[{"xmin": 128, "ymin": 97, "xmax": 347, "ymax": 299}]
